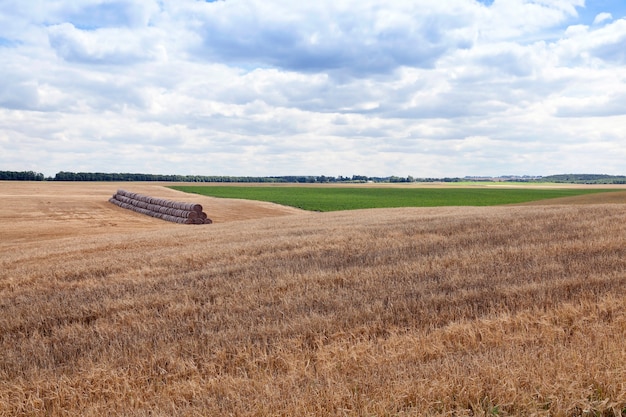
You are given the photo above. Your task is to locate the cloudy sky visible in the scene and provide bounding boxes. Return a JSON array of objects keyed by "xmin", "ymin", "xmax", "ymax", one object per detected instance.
[{"xmin": 1, "ymin": 0, "xmax": 625, "ymax": 178}]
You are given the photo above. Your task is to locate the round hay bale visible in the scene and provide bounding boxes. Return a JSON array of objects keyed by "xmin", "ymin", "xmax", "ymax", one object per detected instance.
[{"xmin": 109, "ymin": 190, "xmax": 211, "ymax": 225}]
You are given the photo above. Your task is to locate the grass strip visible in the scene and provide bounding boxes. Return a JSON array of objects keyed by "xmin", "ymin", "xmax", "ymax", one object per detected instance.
[{"xmin": 171, "ymin": 186, "xmax": 618, "ymax": 212}]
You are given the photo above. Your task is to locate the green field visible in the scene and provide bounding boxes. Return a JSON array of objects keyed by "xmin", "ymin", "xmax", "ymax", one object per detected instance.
[{"xmin": 171, "ymin": 186, "xmax": 618, "ymax": 212}]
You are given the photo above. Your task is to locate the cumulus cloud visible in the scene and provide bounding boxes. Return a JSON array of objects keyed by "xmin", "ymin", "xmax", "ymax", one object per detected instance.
[
  {"xmin": 0, "ymin": 80, "xmax": 39, "ymax": 110},
  {"xmin": 474, "ymin": 0, "xmax": 584, "ymax": 41},
  {"xmin": 58, "ymin": 0, "xmax": 160, "ymax": 29},
  {"xmin": 593, "ymin": 12, "xmax": 613, "ymax": 25},
  {"xmin": 188, "ymin": 0, "xmax": 478, "ymax": 76},
  {"xmin": 1, "ymin": 0, "xmax": 626, "ymax": 177},
  {"xmin": 558, "ymin": 18, "xmax": 626, "ymax": 64},
  {"xmin": 47, "ymin": 23, "xmax": 166, "ymax": 64}
]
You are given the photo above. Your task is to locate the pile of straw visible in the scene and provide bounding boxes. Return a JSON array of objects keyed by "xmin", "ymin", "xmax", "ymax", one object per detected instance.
[{"xmin": 109, "ymin": 189, "xmax": 212, "ymax": 224}]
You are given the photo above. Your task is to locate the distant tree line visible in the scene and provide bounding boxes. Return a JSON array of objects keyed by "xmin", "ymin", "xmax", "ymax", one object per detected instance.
[
  {"xmin": 0, "ymin": 170, "xmax": 45, "ymax": 181},
  {"xmin": 6, "ymin": 170, "xmax": 622, "ymax": 184},
  {"xmin": 538, "ymin": 174, "xmax": 626, "ymax": 184},
  {"xmin": 43, "ymin": 172, "xmax": 454, "ymax": 183},
  {"xmin": 3, "ymin": 170, "xmax": 442, "ymax": 183}
]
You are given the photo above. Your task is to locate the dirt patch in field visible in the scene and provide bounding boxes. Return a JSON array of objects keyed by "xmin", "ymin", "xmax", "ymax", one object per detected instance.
[{"xmin": 0, "ymin": 181, "xmax": 305, "ymax": 247}]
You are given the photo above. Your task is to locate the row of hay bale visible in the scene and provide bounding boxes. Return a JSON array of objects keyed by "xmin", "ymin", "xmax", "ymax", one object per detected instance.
[{"xmin": 109, "ymin": 189, "xmax": 212, "ymax": 224}]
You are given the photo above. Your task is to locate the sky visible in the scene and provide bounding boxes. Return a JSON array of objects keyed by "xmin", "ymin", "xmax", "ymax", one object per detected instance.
[{"xmin": 1, "ymin": 0, "xmax": 625, "ymax": 178}]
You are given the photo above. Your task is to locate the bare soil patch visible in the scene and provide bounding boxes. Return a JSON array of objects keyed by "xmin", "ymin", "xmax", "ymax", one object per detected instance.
[{"xmin": 0, "ymin": 181, "xmax": 304, "ymax": 247}]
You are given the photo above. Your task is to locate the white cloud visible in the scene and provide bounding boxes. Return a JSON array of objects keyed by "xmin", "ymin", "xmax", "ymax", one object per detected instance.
[
  {"xmin": 185, "ymin": 0, "xmax": 480, "ymax": 76},
  {"xmin": 0, "ymin": 80, "xmax": 39, "ymax": 110},
  {"xmin": 1, "ymin": 0, "xmax": 625, "ymax": 177},
  {"xmin": 593, "ymin": 12, "xmax": 613, "ymax": 25},
  {"xmin": 47, "ymin": 23, "xmax": 166, "ymax": 64},
  {"xmin": 558, "ymin": 18, "xmax": 626, "ymax": 64},
  {"xmin": 474, "ymin": 0, "xmax": 583, "ymax": 41}
]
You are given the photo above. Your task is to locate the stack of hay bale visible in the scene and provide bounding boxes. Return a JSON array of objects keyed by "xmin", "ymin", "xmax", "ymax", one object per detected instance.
[{"xmin": 109, "ymin": 189, "xmax": 212, "ymax": 224}]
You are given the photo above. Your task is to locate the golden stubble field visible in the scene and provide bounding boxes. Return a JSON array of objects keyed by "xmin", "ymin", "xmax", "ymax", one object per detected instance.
[{"xmin": 1, "ymin": 181, "xmax": 626, "ymax": 416}]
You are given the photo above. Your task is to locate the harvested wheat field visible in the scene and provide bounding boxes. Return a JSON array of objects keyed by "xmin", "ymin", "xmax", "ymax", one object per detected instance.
[{"xmin": 1, "ymin": 181, "xmax": 626, "ymax": 416}]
